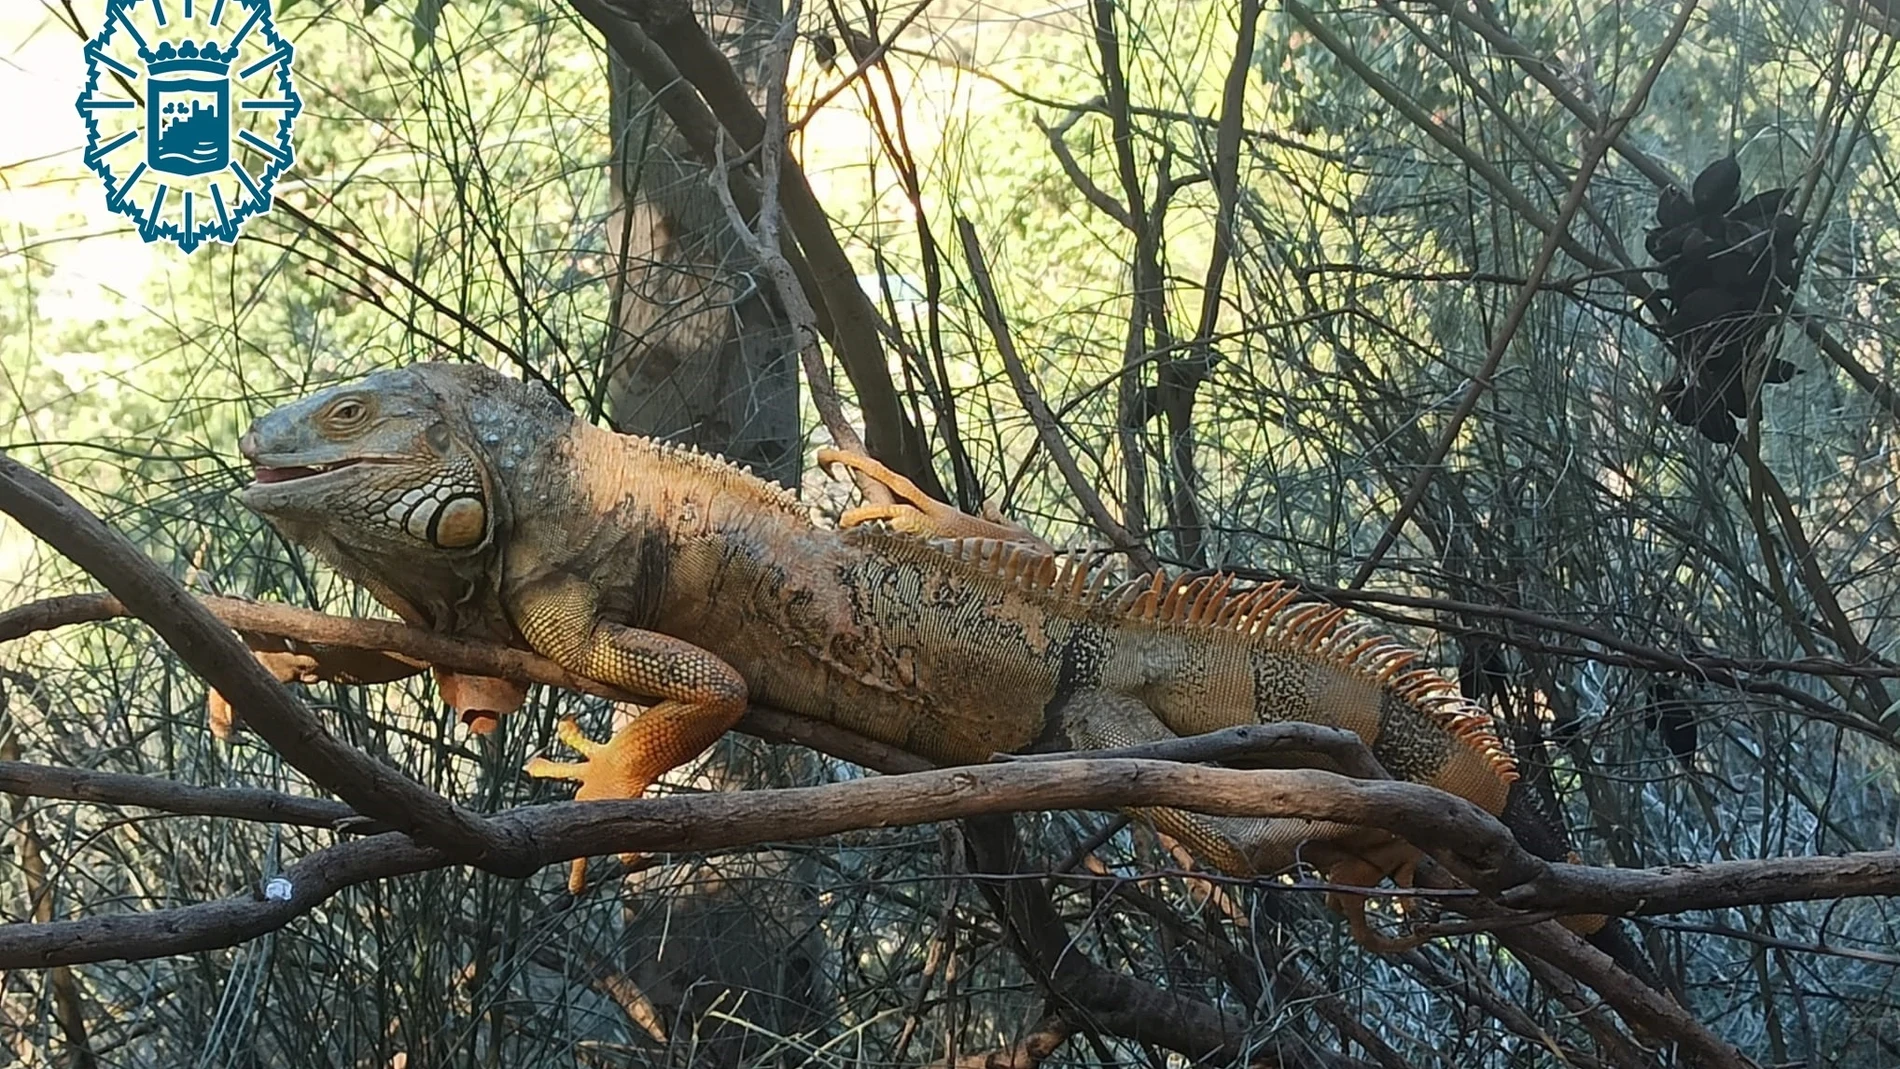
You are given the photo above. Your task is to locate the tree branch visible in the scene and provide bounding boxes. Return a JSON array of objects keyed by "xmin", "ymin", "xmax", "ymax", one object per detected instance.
[
  {"xmin": 1007, "ymin": 721, "xmax": 1388, "ymax": 781},
  {"xmin": 1509, "ymin": 850, "xmax": 1900, "ymax": 918},
  {"xmin": 0, "ymin": 761, "xmax": 370, "ymax": 832},
  {"xmin": 0, "ymin": 758, "xmax": 1535, "ymax": 969},
  {"xmin": 0, "ymin": 455, "xmax": 531, "ymax": 873},
  {"xmin": 10, "ymin": 589, "xmax": 1894, "ymax": 935}
]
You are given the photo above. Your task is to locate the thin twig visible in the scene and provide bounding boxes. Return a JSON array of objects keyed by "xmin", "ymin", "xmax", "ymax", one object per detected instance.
[
  {"xmin": 952, "ymin": 217, "xmax": 1156, "ymax": 570},
  {"xmin": 0, "ymin": 761, "xmax": 370, "ymax": 831}
]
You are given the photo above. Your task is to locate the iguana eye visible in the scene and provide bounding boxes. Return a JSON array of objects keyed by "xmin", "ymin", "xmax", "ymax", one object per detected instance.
[{"xmin": 327, "ymin": 398, "xmax": 368, "ymax": 427}]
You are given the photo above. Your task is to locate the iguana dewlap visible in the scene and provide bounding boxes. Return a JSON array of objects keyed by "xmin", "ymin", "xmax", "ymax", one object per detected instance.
[{"xmin": 237, "ymin": 363, "xmax": 1519, "ymax": 936}]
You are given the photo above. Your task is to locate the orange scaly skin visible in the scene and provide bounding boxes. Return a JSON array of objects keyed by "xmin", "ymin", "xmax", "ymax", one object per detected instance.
[{"xmin": 239, "ymin": 363, "xmax": 1520, "ymax": 937}]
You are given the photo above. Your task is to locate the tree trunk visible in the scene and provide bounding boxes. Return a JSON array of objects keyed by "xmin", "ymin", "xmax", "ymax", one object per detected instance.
[
  {"xmin": 602, "ymin": 0, "xmax": 798, "ymax": 487},
  {"xmin": 599, "ymin": 10, "xmax": 821, "ymax": 1063}
]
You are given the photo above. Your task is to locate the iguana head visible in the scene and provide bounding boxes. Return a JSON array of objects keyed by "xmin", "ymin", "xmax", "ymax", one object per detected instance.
[
  {"xmin": 240, "ymin": 365, "xmax": 499, "ymax": 556},
  {"xmin": 237, "ymin": 362, "xmax": 568, "ymax": 633}
]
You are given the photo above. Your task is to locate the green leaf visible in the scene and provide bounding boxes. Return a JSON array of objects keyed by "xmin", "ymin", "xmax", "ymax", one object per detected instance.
[{"xmin": 411, "ymin": 0, "xmax": 443, "ymax": 51}]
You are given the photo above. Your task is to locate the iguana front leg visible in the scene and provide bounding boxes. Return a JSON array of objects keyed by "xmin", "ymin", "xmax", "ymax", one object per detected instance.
[
  {"xmin": 512, "ymin": 576, "xmax": 748, "ymax": 890},
  {"xmin": 818, "ymin": 448, "xmax": 1053, "ymax": 551}
]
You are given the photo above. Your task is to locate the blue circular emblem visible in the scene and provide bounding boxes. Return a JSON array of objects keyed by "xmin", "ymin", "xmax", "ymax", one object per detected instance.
[{"xmin": 76, "ymin": 0, "xmax": 302, "ymax": 254}]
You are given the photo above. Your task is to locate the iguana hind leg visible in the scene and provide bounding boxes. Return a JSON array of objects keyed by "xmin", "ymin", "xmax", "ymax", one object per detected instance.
[
  {"xmin": 1053, "ymin": 689, "xmax": 1294, "ymax": 878},
  {"xmin": 1057, "ymin": 688, "xmax": 1430, "ymax": 949},
  {"xmin": 514, "ymin": 576, "xmax": 748, "ymax": 891},
  {"xmin": 817, "ymin": 447, "xmax": 1052, "ymax": 550}
]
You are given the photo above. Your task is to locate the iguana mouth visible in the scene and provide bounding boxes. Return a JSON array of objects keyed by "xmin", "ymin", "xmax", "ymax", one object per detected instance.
[{"xmin": 250, "ymin": 458, "xmax": 366, "ymax": 484}]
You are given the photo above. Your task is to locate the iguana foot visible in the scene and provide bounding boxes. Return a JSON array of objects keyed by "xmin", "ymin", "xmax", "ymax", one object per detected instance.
[
  {"xmin": 525, "ymin": 717, "xmax": 615, "ymax": 785},
  {"xmin": 527, "ymin": 702, "xmax": 735, "ymax": 893},
  {"xmin": 818, "ymin": 447, "xmax": 1052, "ymax": 550},
  {"xmin": 527, "ymin": 717, "xmax": 649, "ymax": 893},
  {"xmin": 211, "ymin": 646, "xmax": 429, "ymax": 739},
  {"xmin": 1328, "ymin": 855, "xmax": 1428, "ymax": 953},
  {"xmin": 209, "ymin": 650, "xmax": 318, "ymax": 739}
]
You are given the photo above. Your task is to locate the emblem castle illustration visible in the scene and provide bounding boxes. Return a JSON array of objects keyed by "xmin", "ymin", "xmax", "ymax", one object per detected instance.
[
  {"xmin": 147, "ymin": 40, "xmax": 237, "ymax": 177},
  {"xmin": 77, "ymin": 0, "xmax": 302, "ymax": 253}
]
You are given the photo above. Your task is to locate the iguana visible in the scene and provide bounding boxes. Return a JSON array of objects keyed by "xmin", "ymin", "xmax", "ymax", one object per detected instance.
[{"xmin": 237, "ymin": 362, "xmax": 1522, "ymax": 944}]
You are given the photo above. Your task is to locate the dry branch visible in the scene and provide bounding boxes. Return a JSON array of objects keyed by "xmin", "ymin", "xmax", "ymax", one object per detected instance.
[
  {"xmin": 0, "ymin": 832, "xmax": 442, "ymax": 967},
  {"xmin": 0, "ymin": 761, "xmax": 368, "ymax": 831},
  {"xmin": 1, "ymin": 730, "xmax": 1895, "ymax": 975},
  {"xmin": 0, "ymin": 759, "xmax": 1523, "ymax": 970},
  {"xmin": 0, "ymin": 456, "xmax": 530, "ymax": 871},
  {"xmin": 1006, "ymin": 722, "xmax": 1389, "ymax": 780},
  {"xmin": 6, "ymin": 589, "xmax": 1898, "ymax": 933},
  {"xmin": 1513, "ymin": 851, "xmax": 1900, "ymax": 918}
]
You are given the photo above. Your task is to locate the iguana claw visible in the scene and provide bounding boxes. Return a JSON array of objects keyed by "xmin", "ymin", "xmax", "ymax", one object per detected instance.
[
  {"xmin": 526, "ymin": 717, "xmax": 653, "ymax": 893},
  {"xmin": 1328, "ymin": 854, "xmax": 1430, "ymax": 952}
]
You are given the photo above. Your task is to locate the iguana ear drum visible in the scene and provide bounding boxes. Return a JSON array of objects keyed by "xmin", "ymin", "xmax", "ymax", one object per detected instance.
[
  {"xmin": 396, "ymin": 491, "xmax": 487, "ymax": 548},
  {"xmin": 430, "ymin": 495, "xmax": 488, "ymax": 548}
]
